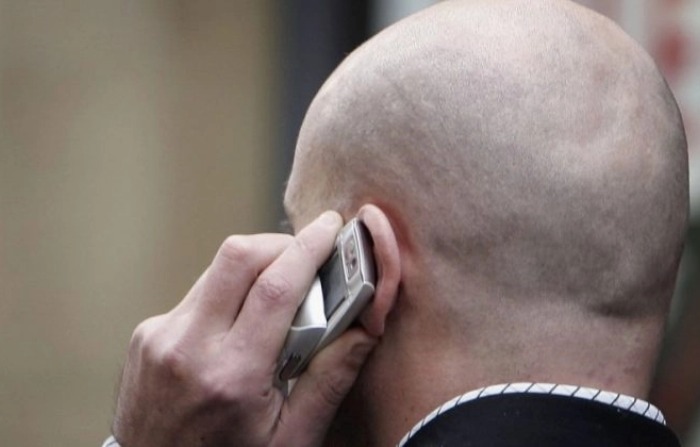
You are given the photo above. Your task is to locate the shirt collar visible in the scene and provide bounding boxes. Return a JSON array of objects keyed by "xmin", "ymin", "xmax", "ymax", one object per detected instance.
[{"xmin": 398, "ymin": 382, "xmax": 666, "ymax": 447}]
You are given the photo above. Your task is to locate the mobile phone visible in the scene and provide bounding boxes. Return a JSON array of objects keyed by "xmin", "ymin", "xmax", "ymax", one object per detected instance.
[{"xmin": 276, "ymin": 218, "xmax": 376, "ymax": 382}]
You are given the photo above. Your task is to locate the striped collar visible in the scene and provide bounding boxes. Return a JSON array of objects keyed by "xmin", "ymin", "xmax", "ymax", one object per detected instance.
[{"xmin": 398, "ymin": 382, "xmax": 666, "ymax": 447}]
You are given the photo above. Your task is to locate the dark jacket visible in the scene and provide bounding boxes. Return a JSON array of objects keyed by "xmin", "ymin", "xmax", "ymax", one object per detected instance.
[{"xmin": 402, "ymin": 393, "xmax": 680, "ymax": 446}]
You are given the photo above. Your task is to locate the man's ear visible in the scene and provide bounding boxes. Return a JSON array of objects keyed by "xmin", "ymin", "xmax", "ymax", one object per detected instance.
[{"xmin": 355, "ymin": 204, "xmax": 401, "ymax": 337}]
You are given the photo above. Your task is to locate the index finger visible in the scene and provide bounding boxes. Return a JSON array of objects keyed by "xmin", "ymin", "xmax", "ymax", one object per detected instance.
[
  {"xmin": 174, "ymin": 233, "xmax": 294, "ymax": 329},
  {"xmin": 228, "ymin": 211, "xmax": 343, "ymax": 364}
]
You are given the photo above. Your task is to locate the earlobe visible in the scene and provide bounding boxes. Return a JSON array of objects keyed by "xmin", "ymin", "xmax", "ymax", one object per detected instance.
[{"xmin": 356, "ymin": 204, "xmax": 401, "ymax": 337}]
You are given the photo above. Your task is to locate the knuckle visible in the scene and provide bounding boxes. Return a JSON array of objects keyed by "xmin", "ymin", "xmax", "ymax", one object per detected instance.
[
  {"xmin": 253, "ymin": 273, "xmax": 294, "ymax": 308},
  {"xmin": 158, "ymin": 343, "xmax": 186, "ymax": 370},
  {"xmin": 198, "ymin": 366, "xmax": 266, "ymax": 409},
  {"xmin": 198, "ymin": 370, "xmax": 238, "ymax": 403},
  {"xmin": 203, "ymin": 375, "xmax": 246, "ymax": 405},
  {"xmin": 218, "ymin": 235, "xmax": 253, "ymax": 265},
  {"xmin": 132, "ymin": 317, "xmax": 193, "ymax": 381},
  {"xmin": 149, "ymin": 340, "xmax": 194, "ymax": 382},
  {"xmin": 316, "ymin": 370, "xmax": 351, "ymax": 408},
  {"xmin": 130, "ymin": 315, "xmax": 164, "ymax": 350}
]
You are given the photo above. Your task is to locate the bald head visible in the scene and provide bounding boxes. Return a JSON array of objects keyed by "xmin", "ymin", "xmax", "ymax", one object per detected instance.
[
  {"xmin": 285, "ymin": 3, "xmax": 689, "ymax": 440},
  {"xmin": 287, "ymin": 0, "xmax": 687, "ymax": 326}
]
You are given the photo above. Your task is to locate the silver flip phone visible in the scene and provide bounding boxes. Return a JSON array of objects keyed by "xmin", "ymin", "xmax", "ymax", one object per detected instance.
[{"xmin": 276, "ymin": 218, "xmax": 376, "ymax": 382}]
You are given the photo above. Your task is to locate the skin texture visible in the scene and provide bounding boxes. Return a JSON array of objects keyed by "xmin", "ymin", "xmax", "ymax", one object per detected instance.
[
  {"xmin": 112, "ymin": 213, "xmax": 385, "ymax": 446},
  {"xmin": 285, "ymin": 0, "xmax": 688, "ymax": 445},
  {"xmin": 113, "ymin": 1, "xmax": 688, "ymax": 446}
]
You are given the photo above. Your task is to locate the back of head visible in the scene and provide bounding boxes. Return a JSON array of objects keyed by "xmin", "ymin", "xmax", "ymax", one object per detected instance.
[{"xmin": 288, "ymin": 0, "xmax": 687, "ymax": 398}]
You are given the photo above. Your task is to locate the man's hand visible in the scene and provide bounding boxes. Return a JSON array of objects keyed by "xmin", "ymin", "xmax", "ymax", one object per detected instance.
[{"xmin": 112, "ymin": 211, "xmax": 378, "ymax": 447}]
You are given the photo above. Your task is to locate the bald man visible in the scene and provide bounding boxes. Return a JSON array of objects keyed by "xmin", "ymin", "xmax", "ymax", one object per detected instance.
[{"xmin": 105, "ymin": 0, "xmax": 687, "ymax": 446}]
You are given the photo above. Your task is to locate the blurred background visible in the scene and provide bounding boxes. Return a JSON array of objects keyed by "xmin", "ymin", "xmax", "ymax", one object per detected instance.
[{"xmin": 0, "ymin": 1, "xmax": 698, "ymax": 445}]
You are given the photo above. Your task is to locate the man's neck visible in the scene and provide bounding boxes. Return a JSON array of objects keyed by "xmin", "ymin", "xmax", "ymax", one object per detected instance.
[
  {"xmin": 324, "ymin": 309, "xmax": 662, "ymax": 446},
  {"xmin": 325, "ymin": 329, "xmax": 492, "ymax": 446}
]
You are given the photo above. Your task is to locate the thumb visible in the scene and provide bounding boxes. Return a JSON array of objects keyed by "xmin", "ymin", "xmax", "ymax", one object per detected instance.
[{"xmin": 271, "ymin": 329, "xmax": 377, "ymax": 447}]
